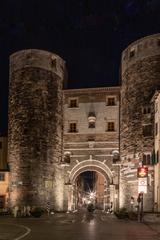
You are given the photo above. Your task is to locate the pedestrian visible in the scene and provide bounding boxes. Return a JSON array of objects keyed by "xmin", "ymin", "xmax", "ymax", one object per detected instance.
[
  {"xmin": 110, "ymin": 202, "xmax": 113, "ymax": 213},
  {"xmin": 26, "ymin": 205, "xmax": 31, "ymax": 216},
  {"xmin": 18, "ymin": 206, "xmax": 23, "ymax": 217},
  {"xmin": 23, "ymin": 206, "xmax": 27, "ymax": 217},
  {"xmin": 13, "ymin": 205, "xmax": 19, "ymax": 218},
  {"xmin": 46, "ymin": 202, "xmax": 50, "ymax": 216}
]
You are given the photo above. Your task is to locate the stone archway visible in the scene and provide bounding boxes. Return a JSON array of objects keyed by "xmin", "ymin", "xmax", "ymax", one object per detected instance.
[
  {"xmin": 69, "ymin": 159, "xmax": 113, "ymax": 183},
  {"xmin": 67, "ymin": 159, "xmax": 115, "ymax": 211}
]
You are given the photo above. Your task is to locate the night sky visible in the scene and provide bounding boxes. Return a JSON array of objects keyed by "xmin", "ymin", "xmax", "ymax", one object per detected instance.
[{"xmin": 0, "ymin": 0, "xmax": 160, "ymax": 134}]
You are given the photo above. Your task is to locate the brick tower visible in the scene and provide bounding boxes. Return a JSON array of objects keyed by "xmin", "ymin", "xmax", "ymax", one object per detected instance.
[{"xmin": 8, "ymin": 49, "xmax": 66, "ymax": 209}]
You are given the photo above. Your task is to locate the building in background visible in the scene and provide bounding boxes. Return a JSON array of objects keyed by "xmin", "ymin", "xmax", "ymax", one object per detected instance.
[
  {"xmin": 0, "ymin": 136, "xmax": 9, "ymax": 209},
  {"xmin": 94, "ymin": 173, "xmax": 105, "ymax": 210},
  {"xmin": 153, "ymin": 91, "xmax": 160, "ymax": 212}
]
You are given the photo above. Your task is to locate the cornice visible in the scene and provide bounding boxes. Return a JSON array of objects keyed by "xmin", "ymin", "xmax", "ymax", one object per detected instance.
[{"xmin": 63, "ymin": 86, "xmax": 121, "ymax": 95}]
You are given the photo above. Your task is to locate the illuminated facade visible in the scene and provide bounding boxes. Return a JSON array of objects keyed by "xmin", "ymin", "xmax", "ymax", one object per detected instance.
[
  {"xmin": 3, "ymin": 33, "xmax": 160, "ymax": 212},
  {"xmin": 63, "ymin": 87, "xmax": 120, "ymax": 211},
  {"xmin": 153, "ymin": 91, "xmax": 160, "ymax": 212}
]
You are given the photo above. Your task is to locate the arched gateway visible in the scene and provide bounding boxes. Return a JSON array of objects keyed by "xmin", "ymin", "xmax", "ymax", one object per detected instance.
[
  {"xmin": 63, "ymin": 86, "xmax": 120, "ymax": 212},
  {"xmin": 66, "ymin": 158, "xmax": 117, "ymax": 212},
  {"xmin": 69, "ymin": 159, "xmax": 113, "ymax": 183}
]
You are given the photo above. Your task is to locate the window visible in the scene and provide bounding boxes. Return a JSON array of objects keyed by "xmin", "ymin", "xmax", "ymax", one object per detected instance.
[
  {"xmin": 142, "ymin": 124, "xmax": 152, "ymax": 137},
  {"xmin": 143, "ymin": 106, "xmax": 151, "ymax": 114},
  {"xmin": 107, "ymin": 97, "xmax": 115, "ymax": 106},
  {"xmin": 69, "ymin": 98, "xmax": 78, "ymax": 108},
  {"xmin": 156, "ymin": 150, "xmax": 159, "ymax": 163},
  {"xmin": 0, "ymin": 173, "xmax": 5, "ymax": 181},
  {"xmin": 142, "ymin": 154, "xmax": 151, "ymax": 165},
  {"xmin": 51, "ymin": 58, "xmax": 57, "ymax": 69},
  {"xmin": 69, "ymin": 123, "xmax": 77, "ymax": 133},
  {"xmin": 107, "ymin": 122, "xmax": 115, "ymax": 132},
  {"xmin": 129, "ymin": 49, "xmax": 135, "ymax": 58},
  {"xmin": 0, "ymin": 196, "xmax": 5, "ymax": 209},
  {"xmin": 89, "ymin": 122, "xmax": 95, "ymax": 128},
  {"xmin": 155, "ymin": 122, "xmax": 158, "ymax": 136}
]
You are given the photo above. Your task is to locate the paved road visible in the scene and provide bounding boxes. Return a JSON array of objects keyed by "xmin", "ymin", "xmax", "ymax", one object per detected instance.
[{"xmin": 0, "ymin": 211, "xmax": 159, "ymax": 240}]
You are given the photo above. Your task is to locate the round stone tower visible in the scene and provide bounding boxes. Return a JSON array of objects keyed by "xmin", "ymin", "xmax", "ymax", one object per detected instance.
[
  {"xmin": 120, "ymin": 33, "xmax": 160, "ymax": 210},
  {"xmin": 8, "ymin": 49, "xmax": 66, "ymax": 209}
]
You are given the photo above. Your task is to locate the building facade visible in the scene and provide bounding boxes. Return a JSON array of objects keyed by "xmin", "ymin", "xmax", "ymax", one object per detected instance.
[
  {"xmin": 153, "ymin": 91, "xmax": 160, "ymax": 212},
  {"xmin": 63, "ymin": 87, "xmax": 120, "ymax": 211}
]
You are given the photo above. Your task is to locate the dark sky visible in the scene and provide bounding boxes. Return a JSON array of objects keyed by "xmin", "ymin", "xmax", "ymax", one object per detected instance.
[{"xmin": 1, "ymin": 0, "xmax": 160, "ymax": 134}]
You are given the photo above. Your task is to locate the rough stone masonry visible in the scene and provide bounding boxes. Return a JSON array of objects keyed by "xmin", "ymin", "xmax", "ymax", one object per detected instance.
[
  {"xmin": 8, "ymin": 49, "xmax": 66, "ymax": 209},
  {"xmin": 120, "ymin": 33, "xmax": 160, "ymax": 211}
]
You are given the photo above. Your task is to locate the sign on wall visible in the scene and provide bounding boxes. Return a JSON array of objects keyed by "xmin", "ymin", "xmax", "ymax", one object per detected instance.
[
  {"xmin": 137, "ymin": 167, "xmax": 148, "ymax": 178},
  {"xmin": 138, "ymin": 177, "xmax": 147, "ymax": 194}
]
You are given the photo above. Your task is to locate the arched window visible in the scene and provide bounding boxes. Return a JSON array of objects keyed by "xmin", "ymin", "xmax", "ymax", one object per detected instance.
[{"xmin": 142, "ymin": 153, "xmax": 151, "ymax": 165}]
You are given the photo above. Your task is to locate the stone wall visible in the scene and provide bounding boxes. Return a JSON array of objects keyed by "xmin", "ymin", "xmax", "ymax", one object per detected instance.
[
  {"xmin": 120, "ymin": 34, "xmax": 160, "ymax": 211},
  {"xmin": 8, "ymin": 49, "xmax": 65, "ymax": 208}
]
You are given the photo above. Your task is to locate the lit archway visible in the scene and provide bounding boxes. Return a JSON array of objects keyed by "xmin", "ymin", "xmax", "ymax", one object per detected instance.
[
  {"xmin": 67, "ymin": 159, "xmax": 114, "ymax": 211},
  {"xmin": 69, "ymin": 159, "xmax": 113, "ymax": 184}
]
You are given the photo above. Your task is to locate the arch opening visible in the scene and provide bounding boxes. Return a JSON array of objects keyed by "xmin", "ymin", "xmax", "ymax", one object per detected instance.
[
  {"xmin": 74, "ymin": 170, "xmax": 110, "ymax": 211},
  {"xmin": 69, "ymin": 159, "xmax": 113, "ymax": 184},
  {"xmin": 67, "ymin": 160, "xmax": 117, "ymax": 212}
]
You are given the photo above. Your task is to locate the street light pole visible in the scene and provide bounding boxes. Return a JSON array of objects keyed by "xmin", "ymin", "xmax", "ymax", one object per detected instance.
[
  {"xmin": 140, "ymin": 193, "xmax": 143, "ymax": 222},
  {"xmin": 137, "ymin": 192, "xmax": 143, "ymax": 222}
]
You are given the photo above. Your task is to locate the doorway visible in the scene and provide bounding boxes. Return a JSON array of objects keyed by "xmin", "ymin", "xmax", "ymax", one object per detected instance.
[{"xmin": 73, "ymin": 171, "xmax": 110, "ymax": 211}]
